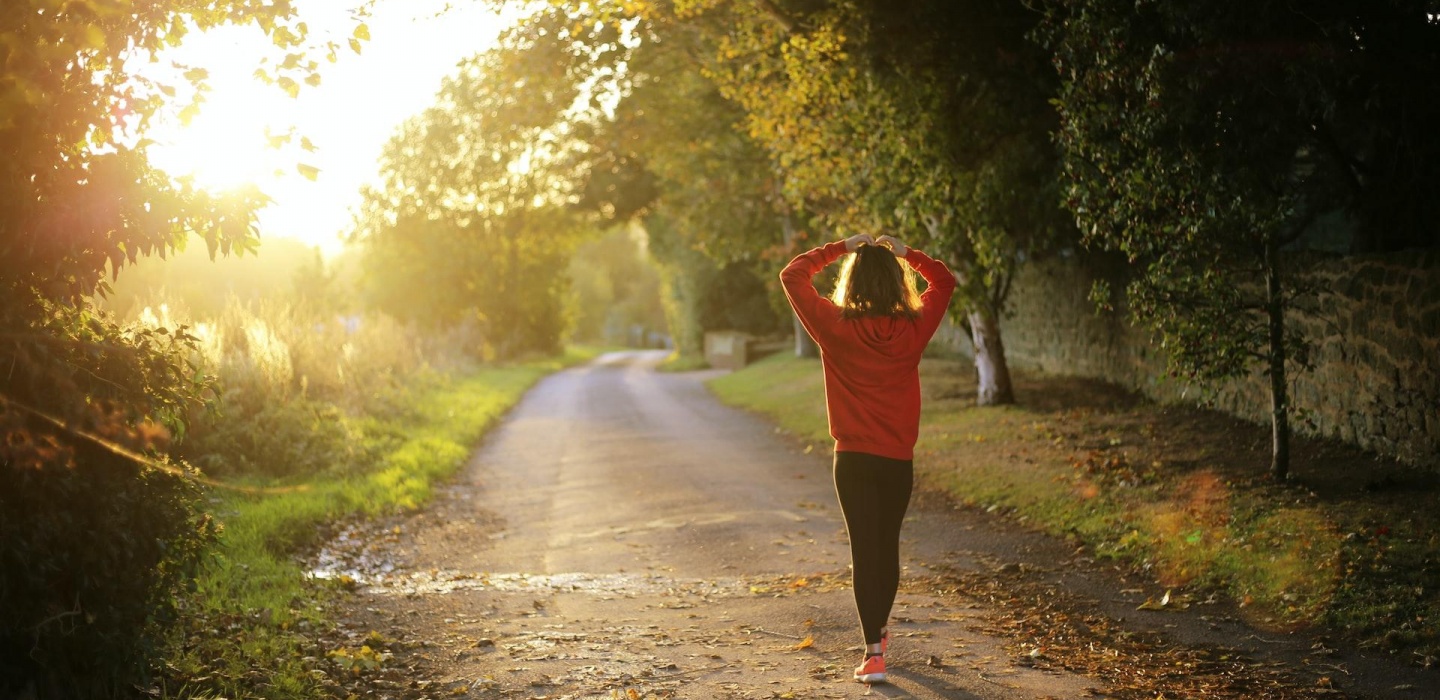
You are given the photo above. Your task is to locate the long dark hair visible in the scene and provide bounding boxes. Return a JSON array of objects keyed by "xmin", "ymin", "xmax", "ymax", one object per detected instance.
[{"xmin": 831, "ymin": 244, "xmax": 922, "ymax": 319}]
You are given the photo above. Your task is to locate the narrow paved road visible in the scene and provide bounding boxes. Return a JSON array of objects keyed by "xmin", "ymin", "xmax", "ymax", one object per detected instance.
[
  {"xmin": 328, "ymin": 350, "xmax": 1433, "ymax": 699},
  {"xmin": 334, "ymin": 350, "xmax": 1097, "ymax": 699}
]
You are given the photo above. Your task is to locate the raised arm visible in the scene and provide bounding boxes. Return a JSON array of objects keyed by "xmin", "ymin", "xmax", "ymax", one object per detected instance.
[{"xmin": 781, "ymin": 235, "xmax": 871, "ymax": 346}]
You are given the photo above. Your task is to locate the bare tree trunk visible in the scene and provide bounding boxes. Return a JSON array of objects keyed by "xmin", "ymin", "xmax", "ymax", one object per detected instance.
[
  {"xmin": 792, "ymin": 316, "xmax": 818, "ymax": 358},
  {"xmin": 967, "ymin": 306, "xmax": 1014, "ymax": 406},
  {"xmin": 779, "ymin": 194, "xmax": 818, "ymax": 359},
  {"xmin": 1264, "ymin": 238, "xmax": 1291, "ymax": 479}
]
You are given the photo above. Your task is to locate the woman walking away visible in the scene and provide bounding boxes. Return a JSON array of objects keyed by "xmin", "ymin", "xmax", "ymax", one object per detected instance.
[{"xmin": 780, "ymin": 233, "xmax": 956, "ymax": 684}]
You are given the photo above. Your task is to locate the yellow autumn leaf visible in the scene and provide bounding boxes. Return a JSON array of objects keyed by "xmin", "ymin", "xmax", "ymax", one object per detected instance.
[
  {"xmin": 791, "ymin": 635, "xmax": 814, "ymax": 650},
  {"xmin": 82, "ymin": 24, "xmax": 106, "ymax": 50},
  {"xmin": 277, "ymin": 76, "xmax": 300, "ymax": 98}
]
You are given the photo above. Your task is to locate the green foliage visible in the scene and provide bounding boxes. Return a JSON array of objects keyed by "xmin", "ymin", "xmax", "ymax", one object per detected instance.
[
  {"xmin": 699, "ymin": 263, "xmax": 788, "ymax": 337},
  {"xmin": 644, "ymin": 213, "xmax": 786, "ymax": 357},
  {"xmin": 165, "ymin": 353, "xmax": 598, "ymax": 699},
  {"xmin": 126, "ymin": 283, "xmax": 480, "ymax": 481},
  {"xmin": 567, "ymin": 226, "xmax": 668, "ymax": 346},
  {"xmin": 611, "ymin": 18, "xmax": 784, "ymax": 264},
  {"xmin": 1, "ymin": 446, "xmax": 217, "ymax": 697},
  {"xmin": 1046, "ymin": 0, "xmax": 1327, "ymax": 377},
  {"xmin": 351, "ymin": 15, "xmax": 604, "ymax": 359},
  {"xmin": 101, "ymin": 239, "xmax": 338, "ymax": 320},
  {"xmin": 1043, "ymin": 0, "xmax": 1440, "ymax": 475},
  {"xmin": 697, "ymin": 1, "xmax": 1063, "ymax": 297},
  {"xmin": 0, "ymin": 2, "xmax": 350, "ymax": 693},
  {"xmin": 186, "ymin": 400, "xmax": 374, "ymax": 480},
  {"xmin": 648, "ymin": 216, "xmax": 721, "ymax": 358},
  {"xmin": 355, "ymin": 4, "xmax": 800, "ymax": 363}
]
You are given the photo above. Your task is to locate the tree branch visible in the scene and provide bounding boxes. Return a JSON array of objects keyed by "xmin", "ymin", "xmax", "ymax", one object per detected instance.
[
  {"xmin": 752, "ymin": 0, "xmax": 796, "ymax": 34},
  {"xmin": 0, "ymin": 394, "xmax": 301, "ymax": 495}
]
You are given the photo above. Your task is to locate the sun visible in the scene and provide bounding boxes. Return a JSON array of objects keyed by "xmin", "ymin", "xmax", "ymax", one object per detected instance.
[
  {"xmin": 141, "ymin": 27, "xmax": 297, "ymax": 195},
  {"xmin": 130, "ymin": 1, "xmax": 520, "ymax": 254},
  {"xmin": 149, "ymin": 92, "xmax": 286, "ymax": 193}
]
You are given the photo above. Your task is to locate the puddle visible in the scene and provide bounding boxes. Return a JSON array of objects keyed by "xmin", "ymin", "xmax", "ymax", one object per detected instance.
[
  {"xmin": 307, "ymin": 521, "xmax": 400, "ymax": 584},
  {"xmin": 307, "ymin": 516, "xmax": 850, "ymax": 601},
  {"xmin": 362, "ymin": 570, "xmax": 748, "ymax": 597}
]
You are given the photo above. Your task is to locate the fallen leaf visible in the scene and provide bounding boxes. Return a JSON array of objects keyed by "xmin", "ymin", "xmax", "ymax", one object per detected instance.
[{"xmin": 792, "ymin": 635, "xmax": 815, "ymax": 650}]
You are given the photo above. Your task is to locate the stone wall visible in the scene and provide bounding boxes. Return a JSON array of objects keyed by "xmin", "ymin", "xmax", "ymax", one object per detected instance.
[{"xmin": 938, "ymin": 249, "xmax": 1440, "ymax": 468}]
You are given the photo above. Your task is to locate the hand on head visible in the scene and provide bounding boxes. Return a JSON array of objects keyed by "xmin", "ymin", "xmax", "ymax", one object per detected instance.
[
  {"xmin": 844, "ymin": 233, "xmax": 875, "ymax": 252},
  {"xmin": 843, "ymin": 233, "xmax": 908, "ymax": 256},
  {"xmin": 875, "ymin": 235, "xmax": 907, "ymax": 257}
]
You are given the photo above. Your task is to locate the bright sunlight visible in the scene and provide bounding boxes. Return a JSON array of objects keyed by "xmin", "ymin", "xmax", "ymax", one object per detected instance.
[
  {"xmin": 143, "ymin": 31, "xmax": 289, "ymax": 193},
  {"xmin": 141, "ymin": 0, "xmax": 516, "ymax": 254}
]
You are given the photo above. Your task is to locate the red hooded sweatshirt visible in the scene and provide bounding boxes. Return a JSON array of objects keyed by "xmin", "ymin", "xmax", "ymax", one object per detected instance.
[{"xmin": 780, "ymin": 241, "xmax": 956, "ymax": 461}]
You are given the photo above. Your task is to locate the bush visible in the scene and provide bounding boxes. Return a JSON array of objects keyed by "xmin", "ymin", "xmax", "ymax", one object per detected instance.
[
  {"xmin": 0, "ymin": 419, "xmax": 216, "ymax": 698},
  {"xmin": 142, "ymin": 297, "xmax": 475, "ymax": 480},
  {"xmin": 180, "ymin": 398, "xmax": 375, "ymax": 480}
]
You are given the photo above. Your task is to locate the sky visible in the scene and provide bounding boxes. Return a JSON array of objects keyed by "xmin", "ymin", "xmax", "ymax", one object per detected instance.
[{"xmin": 144, "ymin": 0, "xmax": 518, "ymax": 256}]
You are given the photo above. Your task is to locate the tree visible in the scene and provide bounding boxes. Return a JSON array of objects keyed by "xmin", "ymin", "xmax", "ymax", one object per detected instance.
[
  {"xmin": 1044, "ymin": 0, "xmax": 1440, "ymax": 478},
  {"xmin": 606, "ymin": 19, "xmax": 798, "ymax": 356},
  {"xmin": 568, "ymin": 225, "xmax": 668, "ymax": 346},
  {"xmin": 0, "ymin": 0, "xmax": 345, "ymax": 692},
  {"xmin": 680, "ymin": 0, "xmax": 1071, "ymax": 405},
  {"xmin": 441, "ymin": 3, "xmax": 798, "ymax": 362},
  {"xmin": 351, "ymin": 23, "xmax": 589, "ymax": 358}
]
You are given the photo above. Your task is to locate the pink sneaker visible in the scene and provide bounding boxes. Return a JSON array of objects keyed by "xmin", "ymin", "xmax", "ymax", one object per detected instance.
[{"xmin": 853, "ymin": 654, "xmax": 886, "ymax": 683}]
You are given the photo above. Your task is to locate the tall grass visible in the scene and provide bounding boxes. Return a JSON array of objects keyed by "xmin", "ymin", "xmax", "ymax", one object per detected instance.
[{"xmin": 123, "ymin": 292, "xmax": 601, "ymax": 698}]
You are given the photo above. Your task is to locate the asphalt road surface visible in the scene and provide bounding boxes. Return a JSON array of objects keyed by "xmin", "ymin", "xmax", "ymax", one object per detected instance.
[{"xmin": 325, "ymin": 350, "xmax": 1433, "ymax": 699}]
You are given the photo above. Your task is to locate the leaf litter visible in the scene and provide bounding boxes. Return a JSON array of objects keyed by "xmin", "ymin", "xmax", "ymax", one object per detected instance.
[{"xmin": 918, "ymin": 565, "xmax": 1355, "ymax": 699}]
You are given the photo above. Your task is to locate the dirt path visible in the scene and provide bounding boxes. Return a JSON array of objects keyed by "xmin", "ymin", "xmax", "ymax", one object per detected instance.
[{"xmin": 320, "ymin": 351, "xmax": 1433, "ymax": 700}]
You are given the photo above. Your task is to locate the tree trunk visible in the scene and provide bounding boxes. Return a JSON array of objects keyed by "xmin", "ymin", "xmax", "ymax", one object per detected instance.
[
  {"xmin": 793, "ymin": 316, "xmax": 819, "ymax": 358},
  {"xmin": 778, "ymin": 193, "xmax": 818, "ymax": 358},
  {"xmin": 967, "ymin": 306, "xmax": 1014, "ymax": 406},
  {"xmin": 1264, "ymin": 238, "xmax": 1291, "ymax": 479}
]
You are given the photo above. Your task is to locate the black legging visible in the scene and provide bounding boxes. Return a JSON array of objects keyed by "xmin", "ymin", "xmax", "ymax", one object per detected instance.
[{"xmin": 833, "ymin": 450, "xmax": 914, "ymax": 645}]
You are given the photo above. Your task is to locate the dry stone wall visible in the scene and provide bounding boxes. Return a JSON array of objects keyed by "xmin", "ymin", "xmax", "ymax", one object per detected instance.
[{"xmin": 938, "ymin": 249, "xmax": 1440, "ymax": 468}]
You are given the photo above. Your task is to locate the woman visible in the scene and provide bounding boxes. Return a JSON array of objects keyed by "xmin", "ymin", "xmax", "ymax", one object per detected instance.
[{"xmin": 779, "ymin": 233, "xmax": 956, "ymax": 684}]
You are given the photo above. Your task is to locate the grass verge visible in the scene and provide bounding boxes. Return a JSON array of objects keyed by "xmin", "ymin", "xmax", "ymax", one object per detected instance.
[
  {"xmin": 158, "ymin": 347, "xmax": 605, "ymax": 699},
  {"xmin": 656, "ymin": 351, "xmax": 710, "ymax": 372},
  {"xmin": 708, "ymin": 352, "xmax": 1440, "ymax": 666}
]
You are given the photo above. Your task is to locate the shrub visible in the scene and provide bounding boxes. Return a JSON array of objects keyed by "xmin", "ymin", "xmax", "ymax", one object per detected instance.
[
  {"xmin": 142, "ymin": 297, "xmax": 473, "ymax": 480},
  {"xmin": 0, "ymin": 419, "xmax": 216, "ymax": 698}
]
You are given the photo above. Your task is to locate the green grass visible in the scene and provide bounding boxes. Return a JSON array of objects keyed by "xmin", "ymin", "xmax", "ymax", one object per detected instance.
[
  {"xmin": 708, "ymin": 353, "xmax": 1440, "ymax": 659},
  {"xmin": 162, "ymin": 347, "xmax": 604, "ymax": 699},
  {"xmin": 656, "ymin": 351, "xmax": 711, "ymax": 372},
  {"xmin": 706, "ymin": 353, "xmax": 826, "ymax": 434}
]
